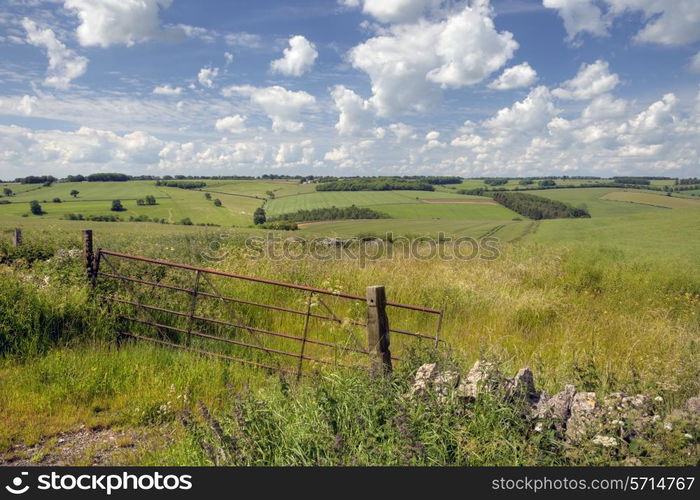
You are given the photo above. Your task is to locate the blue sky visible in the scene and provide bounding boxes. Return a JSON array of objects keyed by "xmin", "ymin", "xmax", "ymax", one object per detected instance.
[{"xmin": 0, "ymin": 0, "xmax": 698, "ymax": 179}]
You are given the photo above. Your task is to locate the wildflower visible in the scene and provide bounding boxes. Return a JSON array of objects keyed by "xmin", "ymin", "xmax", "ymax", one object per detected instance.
[
  {"xmin": 592, "ymin": 435, "xmax": 617, "ymax": 447},
  {"xmin": 654, "ymin": 396, "xmax": 663, "ymax": 402}
]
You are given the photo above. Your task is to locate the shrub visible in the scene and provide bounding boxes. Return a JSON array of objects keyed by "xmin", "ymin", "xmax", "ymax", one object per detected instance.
[
  {"xmin": 29, "ymin": 200, "xmax": 43, "ymax": 215},
  {"xmin": 111, "ymin": 200, "xmax": 126, "ymax": 212},
  {"xmin": 213, "ymin": 199, "xmax": 222, "ymax": 207},
  {"xmin": 257, "ymin": 221, "xmax": 298, "ymax": 231},
  {"xmin": 253, "ymin": 208, "xmax": 266, "ymax": 225}
]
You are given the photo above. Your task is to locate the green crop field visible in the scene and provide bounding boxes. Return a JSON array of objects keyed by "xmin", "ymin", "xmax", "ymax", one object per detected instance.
[
  {"xmin": 601, "ymin": 190, "xmax": 700, "ymax": 209},
  {"xmin": 0, "ymin": 181, "xmax": 263, "ymax": 227}
]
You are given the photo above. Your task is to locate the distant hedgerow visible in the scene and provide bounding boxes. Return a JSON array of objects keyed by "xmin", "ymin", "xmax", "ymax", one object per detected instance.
[
  {"xmin": 492, "ymin": 192, "xmax": 590, "ymax": 220},
  {"xmin": 269, "ymin": 205, "xmax": 389, "ymax": 223}
]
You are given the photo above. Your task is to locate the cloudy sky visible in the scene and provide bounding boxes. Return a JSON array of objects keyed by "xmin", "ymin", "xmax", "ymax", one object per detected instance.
[{"xmin": 1, "ymin": 0, "xmax": 699, "ymax": 179}]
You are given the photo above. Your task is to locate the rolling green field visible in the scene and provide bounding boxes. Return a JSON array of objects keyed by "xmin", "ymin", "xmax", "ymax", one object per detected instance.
[
  {"xmin": 1, "ymin": 177, "xmax": 699, "ymax": 466},
  {"xmin": 601, "ymin": 190, "xmax": 700, "ymax": 209},
  {"xmin": 0, "ymin": 181, "xmax": 262, "ymax": 227}
]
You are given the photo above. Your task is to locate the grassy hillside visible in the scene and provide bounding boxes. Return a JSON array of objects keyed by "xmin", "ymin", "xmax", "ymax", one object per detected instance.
[
  {"xmin": 529, "ymin": 188, "xmax": 665, "ymax": 217},
  {"xmin": 0, "ymin": 181, "xmax": 263, "ymax": 226},
  {"xmin": 601, "ymin": 190, "xmax": 700, "ymax": 209}
]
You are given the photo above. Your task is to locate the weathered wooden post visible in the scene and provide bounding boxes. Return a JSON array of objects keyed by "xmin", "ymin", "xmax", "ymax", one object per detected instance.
[
  {"xmin": 12, "ymin": 228, "xmax": 22, "ymax": 247},
  {"xmin": 83, "ymin": 229, "xmax": 94, "ymax": 281},
  {"xmin": 367, "ymin": 285, "xmax": 392, "ymax": 375}
]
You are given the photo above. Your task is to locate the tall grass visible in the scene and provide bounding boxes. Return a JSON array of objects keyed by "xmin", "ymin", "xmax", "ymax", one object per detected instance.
[{"xmin": 0, "ymin": 227, "xmax": 698, "ymax": 464}]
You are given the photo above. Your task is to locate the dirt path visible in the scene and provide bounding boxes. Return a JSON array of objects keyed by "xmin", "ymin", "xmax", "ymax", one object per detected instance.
[{"xmin": 0, "ymin": 426, "xmax": 163, "ymax": 466}]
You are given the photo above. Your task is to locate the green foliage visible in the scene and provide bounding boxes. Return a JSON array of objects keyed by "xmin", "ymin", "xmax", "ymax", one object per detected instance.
[
  {"xmin": 204, "ymin": 193, "xmax": 212, "ymax": 200},
  {"xmin": 111, "ymin": 200, "xmax": 125, "ymax": 212},
  {"xmin": 270, "ymin": 205, "xmax": 388, "ymax": 223},
  {"xmin": 484, "ymin": 178, "xmax": 508, "ymax": 186},
  {"xmin": 29, "ymin": 200, "xmax": 43, "ymax": 216},
  {"xmin": 253, "ymin": 207, "xmax": 266, "ymax": 225},
  {"xmin": 317, "ymin": 178, "xmax": 435, "ymax": 192},
  {"xmin": 3, "ymin": 188, "xmax": 13, "ymax": 196},
  {"xmin": 538, "ymin": 180, "xmax": 556, "ymax": 188},
  {"xmin": 257, "ymin": 221, "xmax": 298, "ymax": 231},
  {"xmin": 492, "ymin": 192, "xmax": 590, "ymax": 220},
  {"xmin": 87, "ymin": 173, "xmax": 130, "ymax": 182},
  {"xmin": 70, "ymin": 189, "xmax": 79, "ymax": 198},
  {"xmin": 63, "ymin": 213, "xmax": 121, "ymax": 222},
  {"xmin": 613, "ymin": 177, "xmax": 651, "ymax": 186},
  {"xmin": 52, "ymin": 198, "xmax": 61, "ymax": 203},
  {"xmin": 213, "ymin": 199, "xmax": 222, "ymax": 207},
  {"xmin": 155, "ymin": 180, "xmax": 206, "ymax": 189},
  {"xmin": 17, "ymin": 176, "xmax": 57, "ymax": 185}
]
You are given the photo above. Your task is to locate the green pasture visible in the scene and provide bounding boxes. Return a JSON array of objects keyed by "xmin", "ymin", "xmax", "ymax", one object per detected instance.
[{"xmin": 265, "ymin": 190, "xmax": 476, "ymax": 215}]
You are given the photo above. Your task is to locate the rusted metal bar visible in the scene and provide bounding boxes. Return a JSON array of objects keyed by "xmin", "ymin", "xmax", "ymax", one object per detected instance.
[
  {"xmin": 98, "ymin": 271, "xmax": 368, "ymax": 326},
  {"xmin": 185, "ymin": 270, "xmax": 201, "ymax": 345},
  {"xmin": 120, "ymin": 332, "xmax": 295, "ymax": 375},
  {"xmin": 435, "ymin": 310, "xmax": 444, "ymax": 348},
  {"xmin": 100, "ymin": 254, "xmax": 171, "ymax": 340},
  {"xmin": 198, "ymin": 271, "xmax": 284, "ymax": 372},
  {"xmin": 297, "ymin": 291, "xmax": 314, "ymax": 381},
  {"xmin": 385, "ymin": 302, "xmax": 442, "ymax": 314},
  {"xmin": 83, "ymin": 230, "xmax": 94, "ymax": 280},
  {"xmin": 101, "ymin": 250, "xmax": 440, "ymax": 313},
  {"xmin": 120, "ymin": 315, "xmax": 342, "ymax": 366},
  {"xmin": 388, "ymin": 327, "xmax": 444, "ymax": 341},
  {"xmin": 105, "ymin": 296, "xmax": 371, "ymax": 355},
  {"xmin": 91, "ymin": 248, "xmax": 102, "ymax": 288}
]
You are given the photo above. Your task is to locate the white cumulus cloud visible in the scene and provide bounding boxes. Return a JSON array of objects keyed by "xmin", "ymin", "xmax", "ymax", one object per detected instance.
[
  {"xmin": 222, "ymin": 85, "xmax": 316, "ymax": 132},
  {"xmin": 553, "ymin": 60, "xmax": 620, "ymax": 100},
  {"xmin": 543, "ymin": 0, "xmax": 700, "ymax": 46},
  {"xmin": 215, "ymin": 115, "xmax": 247, "ymax": 134},
  {"xmin": 488, "ymin": 62, "xmax": 538, "ymax": 90},
  {"xmin": 270, "ymin": 35, "xmax": 318, "ymax": 76},
  {"xmin": 542, "ymin": 0, "xmax": 608, "ymax": 41},
  {"xmin": 330, "ymin": 85, "xmax": 374, "ymax": 136},
  {"xmin": 198, "ymin": 67, "xmax": 219, "ymax": 88},
  {"xmin": 22, "ymin": 18, "xmax": 88, "ymax": 90},
  {"xmin": 64, "ymin": 0, "xmax": 173, "ymax": 47},
  {"xmin": 349, "ymin": 2, "xmax": 517, "ymax": 116}
]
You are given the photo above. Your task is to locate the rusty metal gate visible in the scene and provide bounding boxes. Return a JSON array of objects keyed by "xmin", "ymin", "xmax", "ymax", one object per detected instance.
[{"xmin": 85, "ymin": 231, "xmax": 443, "ymax": 379}]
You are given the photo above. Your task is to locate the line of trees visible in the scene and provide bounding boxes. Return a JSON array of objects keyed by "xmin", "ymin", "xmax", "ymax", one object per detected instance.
[
  {"xmin": 491, "ymin": 192, "xmax": 590, "ymax": 220},
  {"xmin": 16, "ymin": 176, "xmax": 57, "ymax": 184},
  {"xmin": 269, "ymin": 205, "xmax": 389, "ymax": 223},
  {"xmin": 316, "ymin": 178, "xmax": 435, "ymax": 192},
  {"xmin": 612, "ymin": 177, "xmax": 651, "ymax": 186},
  {"xmin": 155, "ymin": 180, "xmax": 207, "ymax": 189}
]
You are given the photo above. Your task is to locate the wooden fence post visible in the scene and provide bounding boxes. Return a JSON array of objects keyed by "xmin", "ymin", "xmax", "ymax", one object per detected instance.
[
  {"xmin": 12, "ymin": 228, "xmax": 22, "ymax": 247},
  {"xmin": 83, "ymin": 229, "xmax": 94, "ymax": 281},
  {"xmin": 367, "ymin": 285, "xmax": 392, "ymax": 375}
]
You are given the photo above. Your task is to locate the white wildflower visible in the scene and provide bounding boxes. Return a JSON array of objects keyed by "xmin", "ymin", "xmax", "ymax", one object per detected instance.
[{"xmin": 592, "ymin": 435, "xmax": 617, "ymax": 447}]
